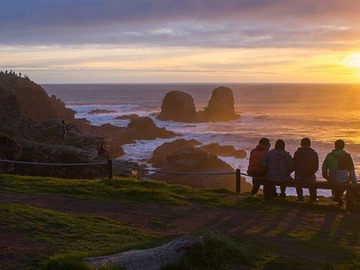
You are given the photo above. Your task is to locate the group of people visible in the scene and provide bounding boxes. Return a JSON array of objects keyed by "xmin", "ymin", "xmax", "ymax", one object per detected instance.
[{"xmin": 247, "ymin": 137, "xmax": 358, "ymax": 205}]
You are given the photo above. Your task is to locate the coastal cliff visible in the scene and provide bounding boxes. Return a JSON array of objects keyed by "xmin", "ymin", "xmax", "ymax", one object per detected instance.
[{"xmin": 0, "ymin": 72, "xmax": 175, "ymax": 178}]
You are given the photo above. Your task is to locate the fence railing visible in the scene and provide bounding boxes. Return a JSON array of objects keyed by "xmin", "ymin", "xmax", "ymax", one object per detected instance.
[{"xmin": 0, "ymin": 159, "xmax": 244, "ymax": 192}]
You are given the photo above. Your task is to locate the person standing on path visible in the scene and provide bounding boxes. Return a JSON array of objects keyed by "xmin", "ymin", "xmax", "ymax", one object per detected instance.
[{"xmin": 60, "ymin": 120, "xmax": 67, "ymax": 144}]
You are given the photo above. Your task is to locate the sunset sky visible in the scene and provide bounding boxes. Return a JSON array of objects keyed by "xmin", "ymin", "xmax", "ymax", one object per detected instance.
[{"xmin": 1, "ymin": 0, "xmax": 360, "ymax": 83}]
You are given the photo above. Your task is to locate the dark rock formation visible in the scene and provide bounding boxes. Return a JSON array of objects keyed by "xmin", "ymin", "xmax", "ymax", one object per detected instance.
[
  {"xmin": 76, "ymin": 117, "xmax": 177, "ymax": 156},
  {"xmin": 149, "ymin": 139, "xmax": 236, "ymax": 189},
  {"xmin": 198, "ymin": 143, "xmax": 246, "ymax": 159},
  {"xmin": 0, "ymin": 73, "xmax": 75, "ymax": 121},
  {"xmin": 157, "ymin": 87, "xmax": 239, "ymax": 123},
  {"xmin": 148, "ymin": 139, "xmax": 200, "ymax": 167},
  {"xmin": 126, "ymin": 117, "xmax": 176, "ymax": 140},
  {"xmin": 156, "ymin": 91, "xmax": 197, "ymax": 122},
  {"xmin": 88, "ymin": 109, "xmax": 117, "ymax": 114},
  {"xmin": 0, "ymin": 73, "xmax": 176, "ymax": 178},
  {"xmin": 116, "ymin": 114, "xmax": 139, "ymax": 121},
  {"xmin": 198, "ymin": 86, "xmax": 239, "ymax": 122}
]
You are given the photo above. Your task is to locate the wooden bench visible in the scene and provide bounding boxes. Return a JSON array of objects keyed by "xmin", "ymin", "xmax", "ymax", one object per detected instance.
[{"xmin": 252, "ymin": 177, "xmax": 360, "ymax": 212}]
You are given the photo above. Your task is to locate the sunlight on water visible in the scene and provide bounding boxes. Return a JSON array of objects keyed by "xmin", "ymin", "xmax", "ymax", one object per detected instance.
[{"xmin": 44, "ymin": 83, "xmax": 360, "ymax": 190}]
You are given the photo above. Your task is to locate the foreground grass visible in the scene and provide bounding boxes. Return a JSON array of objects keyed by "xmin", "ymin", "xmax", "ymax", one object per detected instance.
[
  {"xmin": 0, "ymin": 174, "xmax": 235, "ymax": 207},
  {"xmin": 0, "ymin": 202, "xmax": 160, "ymax": 269},
  {"xmin": 1, "ymin": 174, "xmax": 360, "ymax": 269}
]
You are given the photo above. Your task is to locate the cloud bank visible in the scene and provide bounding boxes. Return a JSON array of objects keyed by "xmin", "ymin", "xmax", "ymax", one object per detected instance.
[{"xmin": 1, "ymin": 0, "xmax": 360, "ymax": 49}]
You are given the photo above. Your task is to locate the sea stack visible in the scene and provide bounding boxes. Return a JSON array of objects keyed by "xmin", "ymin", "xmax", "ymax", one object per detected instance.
[
  {"xmin": 198, "ymin": 86, "xmax": 239, "ymax": 122},
  {"xmin": 157, "ymin": 87, "xmax": 239, "ymax": 123},
  {"xmin": 156, "ymin": 91, "xmax": 197, "ymax": 122}
]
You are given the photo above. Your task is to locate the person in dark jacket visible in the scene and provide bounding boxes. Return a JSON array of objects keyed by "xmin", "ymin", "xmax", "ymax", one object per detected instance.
[
  {"xmin": 262, "ymin": 139, "xmax": 294, "ymax": 200},
  {"xmin": 322, "ymin": 139, "xmax": 357, "ymax": 206},
  {"xmin": 293, "ymin": 138, "xmax": 319, "ymax": 202},
  {"xmin": 247, "ymin": 137, "xmax": 271, "ymax": 196},
  {"xmin": 59, "ymin": 120, "xmax": 67, "ymax": 144},
  {"xmin": 97, "ymin": 141, "xmax": 109, "ymax": 159}
]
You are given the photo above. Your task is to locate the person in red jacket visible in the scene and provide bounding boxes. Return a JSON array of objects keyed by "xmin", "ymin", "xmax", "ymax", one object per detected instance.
[{"xmin": 247, "ymin": 138, "xmax": 271, "ymax": 196}]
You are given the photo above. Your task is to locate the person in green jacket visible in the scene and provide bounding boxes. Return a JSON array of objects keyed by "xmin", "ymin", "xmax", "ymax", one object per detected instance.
[{"xmin": 322, "ymin": 139, "xmax": 357, "ymax": 206}]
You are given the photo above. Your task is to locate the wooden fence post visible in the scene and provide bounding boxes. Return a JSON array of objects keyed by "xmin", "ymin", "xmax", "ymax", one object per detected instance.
[
  {"xmin": 108, "ymin": 159, "xmax": 113, "ymax": 180},
  {"xmin": 236, "ymin": 169, "xmax": 241, "ymax": 193}
]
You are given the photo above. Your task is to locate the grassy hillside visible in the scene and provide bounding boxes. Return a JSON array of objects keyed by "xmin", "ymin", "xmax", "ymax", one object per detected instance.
[{"xmin": 0, "ymin": 174, "xmax": 359, "ymax": 270}]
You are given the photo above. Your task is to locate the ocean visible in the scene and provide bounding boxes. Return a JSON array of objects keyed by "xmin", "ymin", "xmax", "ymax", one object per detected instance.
[{"xmin": 43, "ymin": 83, "xmax": 360, "ymax": 196}]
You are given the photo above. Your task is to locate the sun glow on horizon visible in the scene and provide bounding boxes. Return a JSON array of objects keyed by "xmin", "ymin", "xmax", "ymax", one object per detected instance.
[{"xmin": 343, "ymin": 53, "xmax": 360, "ymax": 68}]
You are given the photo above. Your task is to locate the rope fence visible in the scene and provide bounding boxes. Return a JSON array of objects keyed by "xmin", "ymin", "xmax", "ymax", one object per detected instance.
[{"xmin": 0, "ymin": 159, "xmax": 245, "ymax": 192}]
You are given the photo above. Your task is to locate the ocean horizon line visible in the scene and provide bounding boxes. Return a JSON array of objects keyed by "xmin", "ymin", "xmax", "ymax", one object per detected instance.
[{"xmin": 41, "ymin": 82, "xmax": 360, "ymax": 86}]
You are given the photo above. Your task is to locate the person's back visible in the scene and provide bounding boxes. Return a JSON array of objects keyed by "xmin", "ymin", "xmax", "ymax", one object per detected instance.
[
  {"xmin": 322, "ymin": 140, "xmax": 356, "ymax": 183},
  {"xmin": 247, "ymin": 137, "xmax": 270, "ymax": 196},
  {"xmin": 248, "ymin": 138, "xmax": 270, "ymax": 176},
  {"xmin": 262, "ymin": 139, "xmax": 294, "ymax": 200},
  {"xmin": 262, "ymin": 144, "xmax": 293, "ymax": 182},
  {"xmin": 294, "ymin": 138, "xmax": 318, "ymax": 179},
  {"xmin": 293, "ymin": 138, "xmax": 319, "ymax": 202},
  {"xmin": 322, "ymin": 139, "xmax": 357, "ymax": 206}
]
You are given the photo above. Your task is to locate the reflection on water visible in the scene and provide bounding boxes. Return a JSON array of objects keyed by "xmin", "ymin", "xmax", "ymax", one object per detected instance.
[{"xmin": 44, "ymin": 83, "xmax": 360, "ymax": 181}]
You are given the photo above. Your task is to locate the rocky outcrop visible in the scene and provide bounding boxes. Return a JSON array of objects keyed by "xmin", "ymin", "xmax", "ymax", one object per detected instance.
[
  {"xmin": 116, "ymin": 114, "xmax": 139, "ymax": 121},
  {"xmin": 156, "ymin": 91, "xmax": 197, "ymax": 122},
  {"xmin": 148, "ymin": 139, "xmax": 200, "ymax": 167},
  {"xmin": 198, "ymin": 143, "xmax": 246, "ymax": 159},
  {"xmin": 76, "ymin": 117, "xmax": 177, "ymax": 155},
  {"xmin": 0, "ymin": 73, "xmax": 176, "ymax": 178},
  {"xmin": 126, "ymin": 117, "xmax": 176, "ymax": 139},
  {"xmin": 88, "ymin": 109, "xmax": 117, "ymax": 114},
  {"xmin": 0, "ymin": 73, "xmax": 75, "ymax": 122},
  {"xmin": 149, "ymin": 139, "xmax": 236, "ymax": 189},
  {"xmin": 197, "ymin": 86, "xmax": 239, "ymax": 122},
  {"xmin": 157, "ymin": 87, "xmax": 239, "ymax": 123}
]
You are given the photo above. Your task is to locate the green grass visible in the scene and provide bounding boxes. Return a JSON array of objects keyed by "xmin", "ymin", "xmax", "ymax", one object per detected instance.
[
  {"xmin": 0, "ymin": 174, "xmax": 236, "ymax": 206},
  {"xmin": 1, "ymin": 174, "xmax": 360, "ymax": 269},
  {"xmin": 0, "ymin": 203, "xmax": 156, "ymax": 270}
]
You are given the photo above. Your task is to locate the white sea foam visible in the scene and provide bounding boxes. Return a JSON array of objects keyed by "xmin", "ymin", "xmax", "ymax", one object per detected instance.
[{"xmin": 43, "ymin": 83, "xmax": 360, "ymax": 195}]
